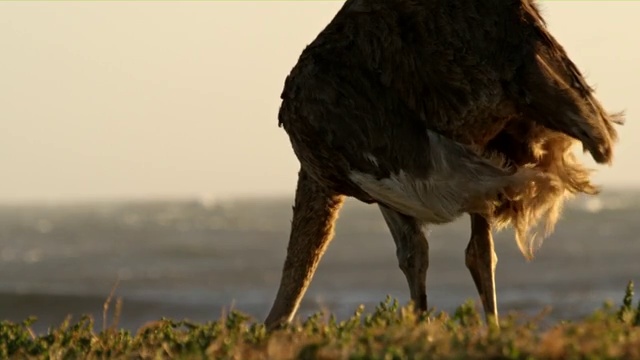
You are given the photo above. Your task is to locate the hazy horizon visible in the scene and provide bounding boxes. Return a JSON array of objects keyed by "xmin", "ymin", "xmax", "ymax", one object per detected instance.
[{"xmin": 1, "ymin": 2, "xmax": 638, "ymax": 203}]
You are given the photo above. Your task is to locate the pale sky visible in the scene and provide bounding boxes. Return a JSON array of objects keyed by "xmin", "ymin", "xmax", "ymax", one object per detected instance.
[{"xmin": 0, "ymin": 2, "xmax": 638, "ymax": 203}]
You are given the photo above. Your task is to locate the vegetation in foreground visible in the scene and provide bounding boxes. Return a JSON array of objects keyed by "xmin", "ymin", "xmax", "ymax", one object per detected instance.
[{"xmin": 1, "ymin": 282, "xmax": 640, "ymax": 360}]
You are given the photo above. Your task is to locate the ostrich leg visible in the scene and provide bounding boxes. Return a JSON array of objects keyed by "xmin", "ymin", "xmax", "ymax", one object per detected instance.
[
  {"xmin": 465, "ymin": 214, "xmax": 499, "ymax": 326},
  {"xmin": 264, "ymin": 168, "xmax": 344, "ymax": 330},
  {"xmin": 378, "ymin": 205, "xmax": 429, "ymax": 312}
]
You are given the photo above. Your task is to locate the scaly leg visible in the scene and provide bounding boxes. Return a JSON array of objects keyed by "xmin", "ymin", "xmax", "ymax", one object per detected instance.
[
  {"xmin": 379, "ymin": 205, "xmax": 429, "ymax": 312},
  {"xmin": 465, "ymin": 214, "xmax": 499, "ymax": 326},
  {"xmin": 264, "ymin": 168, "xmax": 344, "ymax": 330}
]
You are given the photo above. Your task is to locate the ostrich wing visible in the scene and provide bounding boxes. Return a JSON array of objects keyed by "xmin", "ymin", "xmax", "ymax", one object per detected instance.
[
  {"xmin": 307, "ymin": 0, "xmax": 622, "ymax": 163},
  {"xmin": 516, "ymin": 1, "xmax": 623, "ymax": 164}
]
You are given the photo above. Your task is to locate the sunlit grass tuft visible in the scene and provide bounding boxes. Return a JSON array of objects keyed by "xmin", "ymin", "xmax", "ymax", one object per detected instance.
[{"xmin": 1, "ymin": 282, "xmax": 640, "ymax": 359}]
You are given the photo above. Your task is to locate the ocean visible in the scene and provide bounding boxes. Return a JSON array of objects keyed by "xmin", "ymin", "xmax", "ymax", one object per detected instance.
[{"xmin": 0, "ymin": 191, "xmax": 638, "ymax": 333}]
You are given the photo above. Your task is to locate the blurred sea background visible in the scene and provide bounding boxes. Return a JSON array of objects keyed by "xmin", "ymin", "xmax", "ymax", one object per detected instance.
[{"xmin": 1, "ymin": 190, "xmax": 638, "ymax": 333}]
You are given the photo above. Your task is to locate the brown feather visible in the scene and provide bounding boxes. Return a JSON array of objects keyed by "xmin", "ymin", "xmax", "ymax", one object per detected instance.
[{"xmin": 277, "ymin": 0, "xmax": 623, "ymax": 259}]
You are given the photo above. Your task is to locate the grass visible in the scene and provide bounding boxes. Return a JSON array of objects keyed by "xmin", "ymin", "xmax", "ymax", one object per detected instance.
[{"xmin": 2, "ymin": 282, "xmax": 640, "ymax": 359}]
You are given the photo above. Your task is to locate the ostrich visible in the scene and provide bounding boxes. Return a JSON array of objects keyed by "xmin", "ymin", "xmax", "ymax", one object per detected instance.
[{"xmin": 265, "ymin": 0, "xmax": 623, "ymax": 329}]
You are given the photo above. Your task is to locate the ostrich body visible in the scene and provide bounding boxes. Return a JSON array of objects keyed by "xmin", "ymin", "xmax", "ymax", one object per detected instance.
[{"xmin": 265, "ymin": 0, "xmax": 622, "ymax": 329}]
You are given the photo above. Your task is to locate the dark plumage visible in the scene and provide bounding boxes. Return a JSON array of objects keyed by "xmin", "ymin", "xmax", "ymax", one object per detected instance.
[{"xmin": 265, "ymin": 0, "xmax": 623, "ymax": 329}]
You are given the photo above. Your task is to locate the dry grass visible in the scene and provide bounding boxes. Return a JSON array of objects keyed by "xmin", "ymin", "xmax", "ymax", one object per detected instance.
[{"xmin": 2, "ymin": 282, "xmax": 640, "ymax": 359}]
